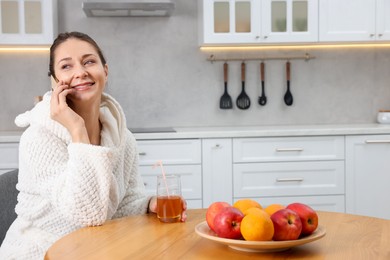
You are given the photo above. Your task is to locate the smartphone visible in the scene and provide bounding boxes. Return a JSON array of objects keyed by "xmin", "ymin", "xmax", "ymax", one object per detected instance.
[{"xmin": 50, "ymin": 76, "xmax": 58, "ymax": 90}]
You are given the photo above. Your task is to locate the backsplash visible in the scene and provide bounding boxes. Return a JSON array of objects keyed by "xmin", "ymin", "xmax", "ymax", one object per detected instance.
[{"xmin": 1, "ymin": 1, "xmax": 390, "ymax": 131}]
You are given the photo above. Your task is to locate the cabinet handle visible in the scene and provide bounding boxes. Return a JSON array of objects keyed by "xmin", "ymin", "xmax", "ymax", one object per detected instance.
[
  {"xmin": 275, "ymin": 148, "xmax": 304, "ymax": 152},
  {"xmin": 370, "ymin": 33, "xmax": 375, "ymax": 38},
  {"xmin": 276, "ymin": 178, "xmax": 304, "ymax": 182},
  {"xmin": 139, "ymin": 152, "xmax": 147, "ymax": 156},
  {"xmin": 378, "ymin": 34, "xmax": 383, "ymax": 37},
  {"xmin": 213, "ymin": 144, "xmax": 221, "ymax": 149},
  {"xmin": 365, "ymin": 140, "xmax": 390, "ymax": 144}
]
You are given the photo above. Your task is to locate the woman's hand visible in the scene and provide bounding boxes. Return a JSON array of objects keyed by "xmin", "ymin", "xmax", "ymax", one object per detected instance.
[
  {"xmin": 50, "ymin": 80, "xmax": 89, "ymax": 143},
  {"xmin": 148, "ymin": 196, "xmax": 187, "ymax": 222}
]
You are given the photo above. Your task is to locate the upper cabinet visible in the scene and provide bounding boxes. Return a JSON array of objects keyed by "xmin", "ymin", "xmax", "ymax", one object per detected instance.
[
  {"xmin": 199, "ymin": 0, "xmax": 318, "ymax": 45},
  {"xmin": 199, "ymin": 0, "xmax": 390, "ymax": 45},
  {"xmin": 262, "ymin": 0, "xmax": 318, "ymax": 43},
  {"xmin": 319, "ymin": 0, "xmax": 390, "ymax": 42},
  {"xmin": 0, "ymin": 0, "xmax": 57, "ymax": 45}
]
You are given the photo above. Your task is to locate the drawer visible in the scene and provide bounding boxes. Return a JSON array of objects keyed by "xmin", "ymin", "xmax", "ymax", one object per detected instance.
[
  {"xmin": 139, "ymin": 165, "xmax": 202, "ymax": 200},
  {"xmin": 234, "ymin": 195, "xmax": 345, "ymax": 213},
  {"xmin": 137, "ymin": 139, "xmax": 201, "ymax": 165},
  {"xmin": 233, "ymin": 161, "xmax": 345, "ymax": 197},
  {"xmin": 0, "ymin": 142, "xmax": 19, "ymax": 169},
  {"xmin": 233, "ymin": 136, "xmax": 344, "ymax": 163}
]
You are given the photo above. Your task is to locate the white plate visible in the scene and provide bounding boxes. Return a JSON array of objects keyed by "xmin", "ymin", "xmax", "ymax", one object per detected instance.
[{"xmin": 195, "ymin": 221, "xmax": 326, "ymax": 253}]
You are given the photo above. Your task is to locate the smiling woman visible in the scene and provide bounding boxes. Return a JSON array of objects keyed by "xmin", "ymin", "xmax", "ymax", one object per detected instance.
[{"xmin": 0, "ymin": 31, "xmax": 187, "ymax": 260}]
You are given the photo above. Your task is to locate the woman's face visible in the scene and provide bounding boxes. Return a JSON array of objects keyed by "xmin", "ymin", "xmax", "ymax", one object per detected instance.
[{"xmin": 53, "ymin": 38, "xmax": 108, "ymax": 104}]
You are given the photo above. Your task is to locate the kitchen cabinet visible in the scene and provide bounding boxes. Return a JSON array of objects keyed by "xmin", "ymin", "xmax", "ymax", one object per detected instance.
[
  {"xmin": 232, "ymin": 136, "xmax": 346, "ymax": 212},
  {"xmin": 346, "ymin": 135, "xmax": 390, "ymax": 219},
  {"xmin": 319, "ymin": 0, "xmax": 390, "ymax": 42},
  {"xmin": 0, "ymin": 0, "xmax": 57, "ymax": 45},
  {"xmin": 202, "ymin": 139, "xmax": 233, "ymax": 207},
  {"xmin": 137, "ymin": 139, "xmax": 203, "ymax": 209},
  {"xmin": 0, "ymin": 142, "xmax": 18, "ymax": 175},
  {"xmin": 198, "ymin": 0, "xmax": 318, "ymax": 45}
]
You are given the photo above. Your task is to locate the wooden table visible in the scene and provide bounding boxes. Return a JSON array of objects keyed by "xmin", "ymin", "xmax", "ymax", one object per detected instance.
[{"xmin": 45, "ymin": 209, "xmax": 390, "ymax": 260}]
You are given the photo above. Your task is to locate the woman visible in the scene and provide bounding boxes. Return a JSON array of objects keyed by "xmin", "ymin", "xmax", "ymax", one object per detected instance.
[{"xmin": 0, "ymin": 32, "xmax": 186, "ymax": 259}]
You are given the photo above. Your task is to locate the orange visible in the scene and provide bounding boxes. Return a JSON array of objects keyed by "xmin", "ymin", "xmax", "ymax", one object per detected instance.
[
  {"xmin": 264, "ymin": 204, "xmax": 285, "ymax": 216},
  {"xmin": 240, "ymin": 210, "xmax": 274, "ymax": 241},
  {"xmin": 243, "ymin": 207, "xmax": 266, "ymax": 216},
  {"xmin": 233, "ymin": 199, "xmax": 262, "ymax": 214}
]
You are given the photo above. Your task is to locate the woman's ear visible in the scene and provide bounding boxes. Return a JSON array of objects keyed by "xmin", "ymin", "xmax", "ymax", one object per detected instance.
[{"xmin": 104, "ymin": 64, "xmax": 109, "ymax": 80}]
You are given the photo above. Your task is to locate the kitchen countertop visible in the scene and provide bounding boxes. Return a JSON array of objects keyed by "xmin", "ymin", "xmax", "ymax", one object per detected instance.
[
  {"xmin": 2, "ymin": 124, "xmax": 390, "ymax": 142},
  {"xmin": 134, "ymin": 123, "xmax": 390, "ymax": 140}
]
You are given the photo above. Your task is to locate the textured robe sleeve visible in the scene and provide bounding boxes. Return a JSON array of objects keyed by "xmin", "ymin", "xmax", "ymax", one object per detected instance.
[
  {"xmin": 112, "ymin": 131, "xmax": 151, "ymax": 219},
  {"xmin": 18, "ymin": 126, "xmax": 120, "ymax": 227}
]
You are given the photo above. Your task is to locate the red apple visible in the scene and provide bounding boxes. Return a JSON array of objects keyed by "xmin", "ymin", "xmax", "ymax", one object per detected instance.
[
  {"xmin": 287, "ymin": 202, "xmax": 318, "ymax": 236},
  {"xmin": 206, "ymin": 202, "xmax": 231, "ymax": 232},
  {"xmin": 213, "ymin": 207, "xmax": 244, "ymax": 239},
  {"xmin": 271, "ymin": 208, "xmax": 302, "ymax": 241}
]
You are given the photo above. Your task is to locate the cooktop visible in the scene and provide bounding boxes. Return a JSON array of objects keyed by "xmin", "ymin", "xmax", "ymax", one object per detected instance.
[{"xmin": 129, "ymin": 127, "xmax": 176, "ymax": 133}]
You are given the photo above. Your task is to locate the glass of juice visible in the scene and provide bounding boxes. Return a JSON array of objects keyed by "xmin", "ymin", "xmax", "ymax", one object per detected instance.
[{"xmin": 156, "ymin": 175, "xmax": 182, "ymax": 223}]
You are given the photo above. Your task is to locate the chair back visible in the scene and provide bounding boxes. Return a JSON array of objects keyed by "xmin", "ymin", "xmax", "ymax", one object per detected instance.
[{"xmin": 0, "ymin": 169, "xmax": 18, "ymax": 245}]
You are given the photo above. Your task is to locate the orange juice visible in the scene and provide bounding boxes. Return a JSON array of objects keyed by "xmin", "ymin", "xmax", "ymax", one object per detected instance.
[{"xmin": 157, "ymin": 195, "xmax": 182, "ymax": 223}]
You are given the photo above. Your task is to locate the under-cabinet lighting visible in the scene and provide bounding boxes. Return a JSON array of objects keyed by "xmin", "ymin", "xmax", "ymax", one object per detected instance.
[
  {"xmin": 0, "ymin": 46, "xmax": 50, "ymax": 52},
  {"xmin": 200, "ymin": 43, "xmax": 390, "ymax": 51}
]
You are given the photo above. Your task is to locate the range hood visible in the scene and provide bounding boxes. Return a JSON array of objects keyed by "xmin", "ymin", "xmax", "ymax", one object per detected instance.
[{"xmin": 82, "ymin": 0, "xmax": 175, "ymax": 17}]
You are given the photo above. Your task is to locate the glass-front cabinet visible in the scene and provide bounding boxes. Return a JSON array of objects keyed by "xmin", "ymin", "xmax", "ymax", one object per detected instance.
[
  {"xmin": 199, "ymin": 0, "xmax": 318, "ymax": 45},
  {"xmin": 0, "ymin": 0, "xmax": 57, "ymax": 45},
  {"xmin": 201, "ymin": 0, "xmax": 261, "ymax": 44}
]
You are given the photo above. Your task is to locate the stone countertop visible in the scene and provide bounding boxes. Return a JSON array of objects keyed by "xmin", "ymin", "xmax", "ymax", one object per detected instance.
[
  {"xmin": 2, "ymin": 124, "xmax": 390, "ymax": 142},
  {"xmin": 133, "ymin": 123, "xmax": 390, "ymax": 140}
]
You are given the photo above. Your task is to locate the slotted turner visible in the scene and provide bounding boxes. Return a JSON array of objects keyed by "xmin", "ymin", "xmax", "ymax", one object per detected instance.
[
  {"xmin": 219, "ymin": 62, "xmax": 233, "ymax": 109},
  {"xmin": 236, "ymin": 62, "xmax": 250, "ymax": 110}
]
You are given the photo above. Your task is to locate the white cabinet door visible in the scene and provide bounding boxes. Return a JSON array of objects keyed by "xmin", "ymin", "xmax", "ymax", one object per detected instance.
[
  {"xmin": 199, "ymin": 0, "xmax": 261, "ymax": 44},
  {"xmin": 202, "ymin": 139, "xmax": 233, "ymax": 207},
  {"xmin": 137, "ymin": 139, "xmax": 203, "ymax": 209},
  {"xmin": 319, "ymin": 0, "xmax": 376, "ymax": 42},
  {"xmin": 199, "ymin": 0, "xmax": 318, "ymax": 45},
  {"xmin": 376, "ymin": 0, "xmax": 390, "ymax": 41},
  {"xmin": 233, "ymin": 161, "xmax": 345, "ymax": 197},
  {"xmin": 262, "ymin": 0, "xmax": 318, "ymax": 43},
  {"xmin": 137, "ymin": 139, "xmax": 201, "ymax": 166},
  {"xmin": 346, "ymin": 135, "xmax": 390, "ymax": 219},
  {"xmin": 233, "ymin": 136, "xmax": 344, "ymax": 163},
  {"xmin": 0, "ymin": 0, "xmax": 57, "ymax": 45}
]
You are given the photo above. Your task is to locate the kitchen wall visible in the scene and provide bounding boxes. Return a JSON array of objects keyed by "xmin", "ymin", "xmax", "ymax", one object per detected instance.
[{"xmin": 1, "ymin": 0, "xmax": 390, "ymax": 131}]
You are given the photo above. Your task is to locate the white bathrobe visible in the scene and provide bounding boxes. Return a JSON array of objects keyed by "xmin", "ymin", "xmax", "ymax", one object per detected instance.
[{"xmin": 0, "ymin": 91, "xmax": 149, "ymax": 260}]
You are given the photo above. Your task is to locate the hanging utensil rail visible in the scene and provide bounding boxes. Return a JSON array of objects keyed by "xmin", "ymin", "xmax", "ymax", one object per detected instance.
[{"xmin": 207, "ymin": 52, "xmax": 315, "ymax": 63}]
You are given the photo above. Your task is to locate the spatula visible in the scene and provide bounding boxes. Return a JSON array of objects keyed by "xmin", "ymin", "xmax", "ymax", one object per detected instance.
[
  {"xmin": 236, "ymin": 62, "xmax": 250, "ymax": 110},
  {"xmin": 258, "ymin": 62, "xmax": 267, "ymax": 106},
  {"xmin": 219, "ymin": 62, "xmax": 233, "ymax": 109},
  {"xmin": 284, "ymin": 61, "xmax": 293, "ymax": 106}
]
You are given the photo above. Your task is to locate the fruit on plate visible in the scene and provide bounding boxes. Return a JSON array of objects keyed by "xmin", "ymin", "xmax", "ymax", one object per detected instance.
[
  {"xmin": 264, "ymin": 203, "xmax": 285, "ymax": 216},
  {"xmin": 233, "ymin": 199, "xmax": 262, "ymax": 214},
  {"xmin": 287, "ymin": 202, "xmax": 318, "ymax": 236},
  {"xmin": 271, "ymin": 208, "xmax": 302, "ymax": 241},
  {"xmin": 241, "ymin": 209, "xmax": 274, "ymax": 241},
  {"xmin": 206, "ymin": 202, "xmax": 231, "ymax": 232},
  {"xmin": 213, "ymin": 207, "xmax": 244, "ymax": 239}
]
